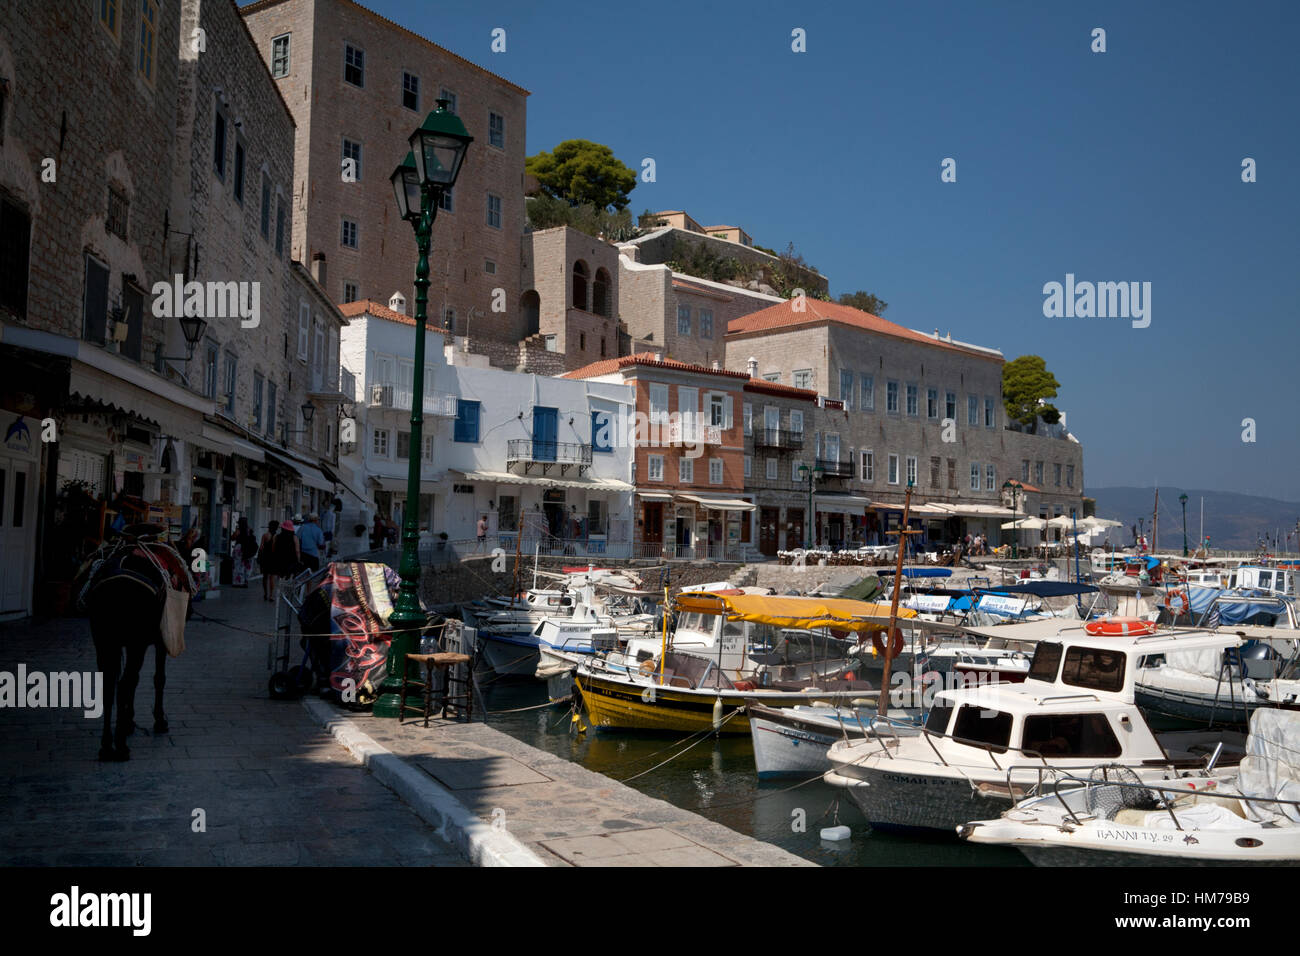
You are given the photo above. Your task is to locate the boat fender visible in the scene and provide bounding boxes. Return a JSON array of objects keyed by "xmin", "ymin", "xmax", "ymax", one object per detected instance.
[
  {"xmin": 820, "ymin": 825, "xmax": 851, "ymax": 842},
  {"xmin": 871, "ymin": 628, "xmax": 905, "ymax": 658},
  {"xmin": 712, "ymin": 695, "xmax": 723, "ymax": 730}
]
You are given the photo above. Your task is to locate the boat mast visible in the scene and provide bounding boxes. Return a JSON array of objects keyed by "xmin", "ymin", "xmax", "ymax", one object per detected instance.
[
  {"xmin": 879, "ymin": 483, "xmax": 917, "ymax": 718},
  {"xmin": 1153, "ymin": 486, "xmax": 1159, "ymax": 554}
]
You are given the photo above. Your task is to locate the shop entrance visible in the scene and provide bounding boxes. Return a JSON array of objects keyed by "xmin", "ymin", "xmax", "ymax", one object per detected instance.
[{"xmin": 759, "ymin": 507, "xmax": 780, "ymax": 556}]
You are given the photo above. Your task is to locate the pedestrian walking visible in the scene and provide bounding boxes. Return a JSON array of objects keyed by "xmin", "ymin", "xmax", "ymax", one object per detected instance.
[
  {"xmin": 321, "ymin": 498, "xmax": 337, "ymax": 556},
  {"xmin": 259, "ymin": 520, "xmax": 280, "ymax": 600},
  {"xmin": 274, "ymin": 518, "xmax": 302, "ymax": 584},
  {"xmin": 477, "ymin": 514, "xmax": 488, "ymax": 551},
  {"xmin": 232, "ymin": 517, "xmax": 257, "ymax": 587},
  {"xmin": 297, "ymin": 513, "xmax": 325, "ymax": 572}
]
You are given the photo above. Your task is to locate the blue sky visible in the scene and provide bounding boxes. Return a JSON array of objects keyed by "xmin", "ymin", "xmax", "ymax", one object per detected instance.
[{"xmin": 362, "ymin": 0, "xmax": 1300, "ymax": 500}]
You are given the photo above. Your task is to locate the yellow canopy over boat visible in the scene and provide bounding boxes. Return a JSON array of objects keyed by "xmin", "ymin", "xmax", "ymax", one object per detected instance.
[{"xmin": 674, "ymin": 592, "xmax": 917, "ymax": 632}]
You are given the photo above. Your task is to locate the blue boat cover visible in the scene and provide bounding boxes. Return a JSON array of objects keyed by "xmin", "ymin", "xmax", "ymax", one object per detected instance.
[{"xmin": 1186, "ymin": 586, "xmax": 1290, "ymax": 625}]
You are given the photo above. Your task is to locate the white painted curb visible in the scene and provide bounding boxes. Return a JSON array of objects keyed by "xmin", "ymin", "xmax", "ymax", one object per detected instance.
[{"xmin": 302, "ymin": 697, "xmax": 546, "ymax": 867}]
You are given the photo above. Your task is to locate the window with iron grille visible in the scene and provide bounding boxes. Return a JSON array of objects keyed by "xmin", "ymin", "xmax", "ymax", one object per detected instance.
[
  {"xmin": 344, "ymin": 45, "xmax": 364, "ymax": 87},
  {"xmin": 106, "ymin": 186, "xmax": 129, "ymax": 240},
  {"xmin": 270, "ymin": 34, "xmax": 290, "ymax": 78}
]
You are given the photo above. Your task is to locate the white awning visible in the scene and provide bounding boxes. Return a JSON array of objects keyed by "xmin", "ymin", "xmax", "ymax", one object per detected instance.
[
  {"xmin": 453, "ymin": 469, "xmax": 633, "ymax": 492},
  {"xmin": 197, "ymin": 423, "xmax": 238, "ymax": 456},
  {"xmin": 814, "ymin": 494, "xmax": 872, "ymax": 515},
  {"xmin": 297, "ymin": 462, "xmax": 333, "ymax": 492},
  {"xmin": 676, "ymin": 494, "xmax": 755, "ymax": 512},
  {"xmin": 370, "ymin": 475, "xmax": 443, "ymax": 494},
  {"xmin": 906, "ymin": 503, "xmax": 953, "ymax": 516},
  {"xmin": 931, "ymin": 502, "xmax": 1015, "ymax": 518},
  {"xmin": 637, "ymin": 491, "xmax": 674, "ymax": 501},
  {"xmin": 232, "ymin": 438, "xmax": 265, "ymax": 463}
]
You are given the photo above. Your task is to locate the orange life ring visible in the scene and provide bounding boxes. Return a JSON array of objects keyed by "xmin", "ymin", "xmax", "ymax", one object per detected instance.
[
  {"xmin": 871, "ymin": 628, "xmax": 905, "ymax": 658},
  {"xmin": 1164, "ymin": 589, "xmax": 1189, "ymax": 616},
  {"xmin": 1084, "ymin": 617, "xmax": 1157, "ymax": 637}
]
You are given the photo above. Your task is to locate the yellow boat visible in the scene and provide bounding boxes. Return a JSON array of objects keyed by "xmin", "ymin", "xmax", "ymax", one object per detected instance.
[{"xmin": 573, "ymin": 592, "xmax": 917, "ymax": 734}]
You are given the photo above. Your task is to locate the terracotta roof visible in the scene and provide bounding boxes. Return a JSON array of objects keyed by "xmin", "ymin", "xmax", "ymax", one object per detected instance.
[
  {"xmin": 726, "ymin": 299, "xmax": 1002, "ymax": 359},
  {"xmin": 1007, "ymin": 480, "xmax": 1042, "ymax": 493},
  {"xmin": 240, "ymin": 0, "xmax": 530, "ymax": 96},
  {"xmin": 338, "ymin": 299, "xmax": 417, "ymax": 327},
  {"xmin": 562, "ymin": 352, "xmax": 750, "ymax": 382},
  {"xmin": 742, "ymin": 378, "xmax": 820, "ymax": 402}
]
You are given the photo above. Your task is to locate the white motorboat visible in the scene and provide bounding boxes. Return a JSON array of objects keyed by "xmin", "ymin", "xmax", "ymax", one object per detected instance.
[
  {"xmin": 824, "ymin": 619, "xmax": 1249, "ymax": 834},
  {"xmin": 748, "ymin": 702, "xmax": 921, "ymax": 779},
  {"xmin": 958, "ymin": 708, "xmax": 1300, "ymax": 865}
]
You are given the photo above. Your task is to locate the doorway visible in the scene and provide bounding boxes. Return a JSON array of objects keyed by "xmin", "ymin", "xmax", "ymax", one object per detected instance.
[
  {"xmin": 0, "ymin": 453, "xmax": 36, "ymax": 614},
  {"xmin": 759, "ymin": 507, "xmax": 780, "ymax": 556},
  {"xmin": 785, "ymin": 507, "xmax": 804, "ymax": 551}
]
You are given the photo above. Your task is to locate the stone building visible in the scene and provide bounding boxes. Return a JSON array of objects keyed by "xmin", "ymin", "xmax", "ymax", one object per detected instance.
[
  {"xmin": 726, "ymin": 299, "xmax": 1085, "ymax": 549},
  {"xmin": 519, "ymin": 225, "xmax": 620, "ymax": 372},
  {"xmin": 0, "ymin": 0, "xmax": 189, "ymax": 616},
  {"xmin": 167, "ymin": 0, "xmax": 347, "ymax": 564},
  {"xmin": 241, "ymin": 0, "xmax": 530, "ymax": 355},
  {"xmin": 562, "ymin": 353, "xmax": 751, "ymax": 561}
]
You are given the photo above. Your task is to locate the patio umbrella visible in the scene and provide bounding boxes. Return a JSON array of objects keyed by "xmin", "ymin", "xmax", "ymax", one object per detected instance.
[
  {"xmin": 1046, "ymin": 515, "xmax": 1076, "ymax": 529},
  {"xmin": 1001, "ymin": 517, "xmax": 1047, "ymax": 530}
]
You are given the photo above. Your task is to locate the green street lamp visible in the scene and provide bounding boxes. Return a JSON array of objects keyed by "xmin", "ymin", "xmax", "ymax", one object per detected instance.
[
  {"xmin": 798, "ymin": 463, "xmax": 823, "ymax": 549},
  {"xmin": 1179, "ymin": 493, "xmax": 1189, "ymax": 557},
  {"xmin": 374, "ymin": 100, "xmax": 472, "ymax": 718},
  {"xmin": 1002, "ymin": 480, "xmax": 1021, "ymax": 559}
]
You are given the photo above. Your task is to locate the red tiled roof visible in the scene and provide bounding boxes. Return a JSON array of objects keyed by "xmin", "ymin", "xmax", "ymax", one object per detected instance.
[
  {"xmin": 1007, "ymin": 480, "xmax": 1042, "ymax": 493},
  {"xmin": 338, "ymin": 299, "xmax": 416, "ymax": 326},
  {"xmin": 743, "ymin": 378, "xmax": 819, "ymax": 402},
  {"xmin": 562, "ymin": 352, "xmax": 750, "ymax": 382},
  {"xmin": 726, "ymin": 299, "xmax": 1001, "ymax": 359}
]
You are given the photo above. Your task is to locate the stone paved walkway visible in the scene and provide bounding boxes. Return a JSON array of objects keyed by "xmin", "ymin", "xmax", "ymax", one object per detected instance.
[{"xmin": 0, "ymin": 584, "xmax": 465, "ymax": 866}]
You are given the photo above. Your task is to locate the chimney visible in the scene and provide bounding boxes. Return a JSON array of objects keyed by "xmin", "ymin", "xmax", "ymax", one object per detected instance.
[
  {"xmin": 712, "ymin": 360, "xmax": 721, "ymax": 370},
  {"xmin": 388, "ymin": 291, "xmax": 407, "ymax": 315},
  {"xmin": 311, "ymin": 252, "xmax": 327, "ymax": 290},
  {"xmin": 747, "ymin": 356, "xmax": 758, "ymax": 378},
  {"xmin": 654, "ymin": 352, "xmax": 663, "ymax": 362}
]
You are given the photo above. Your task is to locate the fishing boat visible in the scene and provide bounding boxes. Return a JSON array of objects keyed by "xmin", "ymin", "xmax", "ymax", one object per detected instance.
[
  {"xmin": 1134, "ymin": 597, "xmax": 1300, "ymax": 726},
  {"xmin": 747, "ymin": 703, "xmax": 922, "ymax": 779},
  {"xmin": 824, "ymin": 620, "xmax": 1249, "ymax": 834},
  {"xmin": 572, "ymin": 592, "xmax": 919, "ymax": 735},
  {"xmin": 957, "ymin": 709, "xmax": 1300, "ymax": 865}
]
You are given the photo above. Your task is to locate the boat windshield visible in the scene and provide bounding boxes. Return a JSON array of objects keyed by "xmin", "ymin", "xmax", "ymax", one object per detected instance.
[
  {"xmin": 1060, "ymin": 646, "xmax": 1126, "ymax": 693},
  {"xmin": 924, "ymin": 703, "xmax": 954, "ymax": 735},
  {"xmin": 1027, "ymin": 642, "xmax": 1063, "ymax": 682},
  {"xmin": 1021, "ymin": 713, "xmax": 1122, "ymax": 758},
  {"xmin": 952, "ymin": 705, "xmax": 1012, "ymax": 753}
]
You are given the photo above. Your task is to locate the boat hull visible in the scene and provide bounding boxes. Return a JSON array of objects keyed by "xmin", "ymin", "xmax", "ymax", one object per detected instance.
[
  {"xmin": 573, "ymin": 673, "xmax": 871, "ymax": 735},
  {"xmin": 476, "ymin": 633, "xmax": 541, "ymax": 677},
  {"xmin": 825, "ymin": 763, "xmax": 1014, "ymax": 833}
]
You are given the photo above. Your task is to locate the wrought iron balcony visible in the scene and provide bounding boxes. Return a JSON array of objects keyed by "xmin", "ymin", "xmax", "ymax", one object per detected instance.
[
  {"xmin": 815, "ymin": 458, "xmax": 854, "ymax": 479},
  {"xmin": 507, "ymin": 439, "xmax": 592, "ymax": 476},
  {"xmin": 751, "ymin": 427, "xmax": 804, "ymax": 450},
  {"xmin": 367, "ymin": 381, "xmax": 458, "ymax": 416}
]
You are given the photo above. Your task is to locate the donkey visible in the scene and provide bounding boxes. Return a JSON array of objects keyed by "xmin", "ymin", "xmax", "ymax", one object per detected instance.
[{"xmin": 76, "ymin": 526, "xmax": 194, "ymax": 761}]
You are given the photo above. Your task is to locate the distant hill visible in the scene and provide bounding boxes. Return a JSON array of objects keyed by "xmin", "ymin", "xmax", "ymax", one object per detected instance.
[{"xmin": 1087, "ymin": 486, "xmax": 1300, "ymax": 552}]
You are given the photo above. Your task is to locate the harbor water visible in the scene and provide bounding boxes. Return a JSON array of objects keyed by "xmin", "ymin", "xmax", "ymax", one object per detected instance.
[{"xmin": 478, "ymin": 679, "xmax": 1028, "ymax": 867}]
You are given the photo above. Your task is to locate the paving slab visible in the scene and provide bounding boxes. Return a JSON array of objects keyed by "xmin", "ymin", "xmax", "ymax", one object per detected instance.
[{"xmin": 0, "ymin": 585, "xmax": 466, "ymax": 867}]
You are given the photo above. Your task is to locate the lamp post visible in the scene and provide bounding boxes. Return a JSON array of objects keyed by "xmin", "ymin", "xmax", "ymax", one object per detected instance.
[
  {"xmin": 373, "ymin": 101, "xmax": 472, "ymax": 719},
  {"xmin": 1002, "ymin": 480, "xmax": 1020, "ymax": 558},
  {"xmin": 1179, "ymin": 493, "xmax": 1189, "ymax": 557},
  {"xmin": 798, "ymin": 463, "xmax": 823, "ymax": 549}
]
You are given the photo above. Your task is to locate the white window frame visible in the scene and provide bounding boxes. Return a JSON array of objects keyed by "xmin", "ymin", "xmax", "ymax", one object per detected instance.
[
  {"xmin": 888, "ymin": 454, "xmax": 900, "ymax": 485},
  {"xmin": 905, "ymin": 383, "xmax": 919, "ymax": 417},
  {"xmin": 649, "ymin": 383, "xmax": 669, "ymax": 424},
  {"xmin": 344, "ymin": 43, "xmax": 365, "ymax": 87},
  {"xmin": 970, "ymin": 462, "xmax": 981, "ymax": 491},
  {"xmin": 985, "ymin": 396, "xmax": 996, "ymax": 429},
  {"xmin": 840, "ymin": 369, "xmax": 854, "ymax": 409},
  {"xmin": 906, "ymin": 455, "xmax": 917, "ymax": 486},
  {"xmin": 861, "ymin": 450, "xmax": 874, "ymax": 482},
  {"xmin": 986, "ymin": 464, "xmax": 996, "ymax": 492},
  {"xmin": 679, "ymin": 456, "xmax": 694, "ymax": 483},
  {"xmin": 743, "ymin": 456, "xmax": 751, "ymax": 479},
  {"xmin": 789, "ymin": 409, "xmax": 803, "ymax": 435},
  {"xmin": 766, "ymin": 458, "xmax": 777, "ymax": 480},
  {"xmin": 402, "ymin": 71, "xmax": 420, "ymax": 111},
  {"xmin": 927, "ymin": 387, "xmax": 939, "ymax": 420},
  {"xmin": 271, "ymin": 34, "xmax": 290, "ymax": 78},
  {"xmin": 372, "ymin": 427, "xmax": 389, "ymax": 458},
  {"xmin": 967, "ymin": 394, "xmax": 979, "ymax": 426},
  {"xmin": 676, "ymin": 305, "xmax": 691, "ymax": 335},
  {"xmin": 886, "ymin": 380, "xmax": 899, "ymax": 414},
  {"xmin": 709, "ymin": 458, "xmax": 723, "ymax": 485},
  {"xmin": 342, "ymin": 137, "xmax": 362, "ymax": 181},
  {"xmin": 860, "ymin": 373, "xmax": 874, "ymax": 411},
  {"xmin": 791, "ymin": 459, "xmax": 804, "ymax": 483},
  {"xmin": 793, "ymin": 369, "xmax": 812, "ymax": 390},
  {"xmin": 647, "ymin": 454, "xmax": 664, "ymax": 482}
]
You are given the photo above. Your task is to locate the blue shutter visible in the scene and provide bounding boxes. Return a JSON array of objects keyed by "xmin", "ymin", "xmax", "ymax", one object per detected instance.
[
  {"xmin": 454, "ymin": 400, "xmax": 480, "ymax": 442},
  {"xmin": 591, "ymin": 410, "xmax": 611, "ymax": 453},
  {"xmin": 532, "ymin": 407, "xmax": 557, "ymax": 461}
]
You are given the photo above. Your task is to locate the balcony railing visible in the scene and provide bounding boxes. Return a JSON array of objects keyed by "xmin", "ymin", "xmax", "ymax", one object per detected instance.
[
  {"xmin": 368, "ymin": 381, "xmax": 457, "ymax": 416},
  {"xmin": 506, "ymin": 439, "xmax": 592, "ymax": 475},
  {"xmin": 815, "ymin": 458, "xmax": 855, "ymax": 479},
  {"xmin": 751, "ymin": 427, "xmax": 804, "ymax": 450},
  {"xmin": 665, "ymin": 420, "xmax": 722, "ymax": 445}
]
